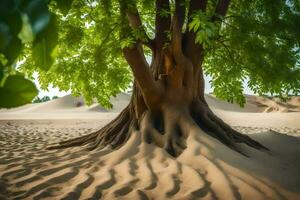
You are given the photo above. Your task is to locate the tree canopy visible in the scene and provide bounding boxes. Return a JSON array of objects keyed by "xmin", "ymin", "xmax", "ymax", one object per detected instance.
[{"xmin": 1, "ymin": 0, "xmax": 299, "ymax": 108}]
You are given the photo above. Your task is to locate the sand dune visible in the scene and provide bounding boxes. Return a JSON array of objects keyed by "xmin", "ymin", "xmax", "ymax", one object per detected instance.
[
  {"xmin": 245, "ymin": 95, "xmax": 300, "ymax": 113},
  {"xmin": 1, "ymin": 93, "xmax": 299, "ymax": 115},
  {"xmin": 205, "ymin": 94, "xmax": 300, "ymax": 113},
  {"xmin": 1, "ymin": 94, "xmax": 299, "ymax": 121},
  {"xmin": 0, "ymin": 94, "xmax": 300, "ymax": 199},
  {"xmin": 0, "ymin": 120, "xmax": 299, "ymax": 199},
  {"xmin": 0, "ymin": 93, "xmax": 129, "ymax": 114}
]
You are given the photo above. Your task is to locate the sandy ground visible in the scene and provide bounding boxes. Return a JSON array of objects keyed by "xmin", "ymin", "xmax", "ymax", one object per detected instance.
[{"xmin": 0, "ymin": 94, "xmax": 300, "ymax": 200}]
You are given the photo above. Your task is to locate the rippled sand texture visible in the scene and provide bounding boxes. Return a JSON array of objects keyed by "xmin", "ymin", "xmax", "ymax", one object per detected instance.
[{"xmin": 0, "ymin": 120, "xmax": 300, "ymax": 200}]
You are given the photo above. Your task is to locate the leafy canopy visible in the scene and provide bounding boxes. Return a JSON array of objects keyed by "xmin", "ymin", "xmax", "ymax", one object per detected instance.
[{"xmin": 1, "ymin": 0, "xmax": 300, "ymax": 108}]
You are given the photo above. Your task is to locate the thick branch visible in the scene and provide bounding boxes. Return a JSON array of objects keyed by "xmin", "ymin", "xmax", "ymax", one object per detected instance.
[
  {"xmin": 119, "ymin": 1, "xmax": 160, "ymax": 109},
  {"xmin": 172, "ymin": 0, "xmax": 186, "ymax": 59},
  {"xmin": 127, "ymin": 5, "xmax": 154, "ymax": 49},
  {"xmin": 213, "ymin": 0, "xmax": 231, "ymax": 21},
  {"xmin": 185, "ymin": 0, "xmax": 207, "ymax": 67},
  {"xmin": 123, "ymin": 44, "xmax": 160, "ymax": 109},
  {"xmin": 155, "ymin": 0, "xmax": 171, "ymax": 50}
]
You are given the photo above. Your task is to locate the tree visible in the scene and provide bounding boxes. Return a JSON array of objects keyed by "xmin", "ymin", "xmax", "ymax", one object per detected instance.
[
  {"xmin": 32, "ymin": 96, "xmax": 42, "ymax": 103},
  {"xmin": 41, "ymin": 95, "xmax": 51, "ymax": 102},
  {"xmin": 4, "ymin": 0, "xmax": 300, "ymax": 156},
  {"xmin": 0, "ymin": 0, "xmax": 55, "ymax": 108},
  {"xmin": 33, "ymin": 95, "xmax": 56, "ymax": 103}
]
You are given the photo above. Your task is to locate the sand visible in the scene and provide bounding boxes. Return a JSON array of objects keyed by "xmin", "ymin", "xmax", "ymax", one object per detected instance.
[{"xmin": 0, "ymin": 94, "xmax": 300, "ymax": 200}]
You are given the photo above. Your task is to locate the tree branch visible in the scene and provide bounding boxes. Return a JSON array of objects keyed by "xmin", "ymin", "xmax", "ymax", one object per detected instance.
[
  {"xmin": 119, "ymin": 1, "xmax": 160, "ymax": 109},
  {"xmin": 184, "ymin": 0, "xmax": 207, "ymax": 67},
  {"xmin": 127, "ymin": 6, "xmax": 154, "ymax": 49},
  {"xmin": 213, "ymin": 0, "xmax": 231, "ymax": 21},
  {"xmin": 155, "ymin": 0, "xmax": 171, "ymax": 50},
  {"xmin": 123, "ymin": 45, "xmax": 158, "ymax": 102},
  {"xmin": 172, "ymin": 0, "xmax": 186, "ymax": 59}
]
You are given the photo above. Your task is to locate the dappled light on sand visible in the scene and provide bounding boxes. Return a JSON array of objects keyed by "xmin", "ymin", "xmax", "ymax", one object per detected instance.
[{"xmin": 1, "ymin": 121, "xmax": 299, "ymax": 200}]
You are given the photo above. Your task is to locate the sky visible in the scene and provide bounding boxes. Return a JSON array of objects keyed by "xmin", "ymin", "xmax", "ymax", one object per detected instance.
[
  {"xmin": 33, "ymin": 73, "xmax": 254, "ymax": 98},
  {"xmin": 33, "ymin": 72, "xmax": 70, "ymax": 98}
]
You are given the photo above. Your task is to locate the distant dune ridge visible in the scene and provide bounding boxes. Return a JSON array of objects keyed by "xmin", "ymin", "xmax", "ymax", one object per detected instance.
[
  {"xmin": 0, "ymin": 93, "xmax": 130, "ymax": 113},
  {"xmin": 1, "ymin": 93, "xmax": 300, "ymax": 114},
  {"xmin": 0, "ymin": 94, "xmax": 300, "ymax": 199}
]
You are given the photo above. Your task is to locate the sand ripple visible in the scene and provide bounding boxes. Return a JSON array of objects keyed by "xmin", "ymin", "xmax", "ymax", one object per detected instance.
[{"xmin": 0, "ymin": 120, "xmax": 300, "ymax": 200}]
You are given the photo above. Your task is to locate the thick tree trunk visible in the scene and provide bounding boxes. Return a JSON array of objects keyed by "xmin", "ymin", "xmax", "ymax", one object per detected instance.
[
  {"xmin": 48, "ymin": 55, "xmax": 268, "ymax": 157},
  {"xmin": 48, "ymin": 0, "xmax": 269, "ymax": 157}
]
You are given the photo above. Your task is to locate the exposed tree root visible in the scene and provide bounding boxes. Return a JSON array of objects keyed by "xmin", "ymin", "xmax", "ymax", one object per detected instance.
[
  {"xmin": 48, "ymin": 106, "xmax": 134, "ymax": 151},
  {"xmin": 48, "ymin": 99, "xmax": 269, "ymax": 157},
  {"xmin": 192, "ymin": 100, "xmax": 269, "ymax": 155},
  {"xmin": 47, "ymin": 0, "xmax": 269, "ymax": 158}
]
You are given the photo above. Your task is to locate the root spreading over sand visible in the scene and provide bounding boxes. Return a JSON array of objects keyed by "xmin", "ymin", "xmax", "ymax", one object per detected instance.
[{"xmin": 1, "ymin": 95, "xmax": 300, "ymax": 199}]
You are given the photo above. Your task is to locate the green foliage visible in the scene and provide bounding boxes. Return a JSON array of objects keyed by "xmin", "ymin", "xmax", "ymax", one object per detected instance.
[
  {"xmin": 32, "ymin": 14, "xmax": 58, "ymax": 70},
  {"xmin": 32, "ymin": 96, "xmax": 41, "ymax": 103},
  {"xmin": 189, "ymin": 11, "xmax": 218, "ymax": 48},
  {"xmin": 0, "ymin": 0, "xmax": 76, "ymax": 108},
  {"xmin": 21, "ymin": 0, "xmax": 133, "ymax": 108},
  {"xmin": 13, "ymin": 0, "xmax": 300, "ymax": 108},
  {"xmin": 22, "ymin": 0, "xmax": 50, "ymax": 36},
  {"xmin": 41, "ymin": 95, "xmax": 50, "ymax": 102},
  {"xmin": 0, "ymin": 0, "xmax": 57, "ymax": 108},
  {"xmin": 0, "ymin": 75, "xmax": 38, "ymax": 108},
  {"xmin": 52, "ymin": 0, "xmax": 74, "ymax": 15},
  {"xmin": 0, "ymin": 0, "xmax": 73, "ymax": 108},
  {"xmin": 32, "ymin": 95, "xmax": 52, "ymax": 103},
  {"xmin": 203, "ymin": 0, "xmax": 300, "ymax": 105}
]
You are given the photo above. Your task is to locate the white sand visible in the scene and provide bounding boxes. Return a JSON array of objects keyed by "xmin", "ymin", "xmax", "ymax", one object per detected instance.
[{"xmin": 0, "ymin": 94, "xmax": 299, "ymax": 199}]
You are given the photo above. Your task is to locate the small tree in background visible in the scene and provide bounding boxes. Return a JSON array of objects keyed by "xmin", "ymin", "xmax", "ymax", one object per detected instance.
[
  {"xmin": 32, "ymin": 95, "xmax": 51, "ymax": 103},
  {"xmin": 41, "ymin": 95, "xmax": 51, "ymax": 102},
  {"xmin": 32, "ymin": 97, "xmax": 42, "ymax": 103}
]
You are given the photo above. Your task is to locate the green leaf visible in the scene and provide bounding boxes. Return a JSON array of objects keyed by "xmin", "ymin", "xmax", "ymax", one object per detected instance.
[
  {"xmin": 0, "ymin": 22, "xmax": 12, "ymax": 52},
  {"xmin": 0, "ymin": 64, "xmax": 4, "ymax": 83},
  {"xmin": 52, "ymin": 0, "xmax": 74, "ymax": 15},
  {"xmin": 4, "ymin": 36, "xmax": 22, "ymax": 64},
  {"xmin": 32, "ymin": 14, "xmax": 58, "ymax": 70},
  {"xmin": 188, "ymin": 19, "xmax": 200, "ymax": 32},
  {"xmin": 1, "ymin": 11, "xmax": 22, "ymax": 36},
  {"xmin": 22, "ymin": 0, "xmax": 50, "ymax": 36},
  {"xmin": 18, "ymin": 14, "xmax": 35, "ymax": 43},
  {"xmin": 121, "ymin": 38, "xmax": 135, "ymax": 48},
  {"xmin": 0, "ymin": 18, "xmax": 22, "ymax": 64},
  {"xmin": 0, "ymin": 75, "xmax": 38, "ymax": 108},
  {"xmin": 64, "ymin": 25, "xmax": 84, "ymax": 47},
  {"xmin": 0, "ymin": 0, "xmax": 19, "ymax": 16},
  {"xmin": 196, "ymin": 30, "xmax": 206, "ymax": 44}
]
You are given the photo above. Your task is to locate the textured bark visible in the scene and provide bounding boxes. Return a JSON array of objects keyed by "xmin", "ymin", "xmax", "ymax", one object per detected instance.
[
  {"xmin": 48, "ymin": 0, "xmax": 269, "ymax": 156},
  {"xmin": 49, "ymin": 47, "xmax": 269, "ymax": 157}
]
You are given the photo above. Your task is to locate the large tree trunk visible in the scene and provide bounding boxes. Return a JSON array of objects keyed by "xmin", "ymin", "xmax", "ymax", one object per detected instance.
[
  {"xmin": 48, "ymin": 0, "xmax": 269, "ymax": 156},
  {"xmin": 48, "ymin": 55, "xmax": 268, "ymax": 157}
]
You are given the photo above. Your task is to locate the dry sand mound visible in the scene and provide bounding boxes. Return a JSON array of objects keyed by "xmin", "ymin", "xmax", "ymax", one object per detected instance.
[
  {"xmin": 205, "ymin": 95, "xmax": 300, "ymax": 113},
  {"xmin": 0, "ymin": 94, "xmax": 299, "ymax": 199},
  {"xmin": 204, "ymin": 95, "xmax": 260, "ymax": 112},
  {"xmin": 1, "ymin": 93, "xmax": 299, "ymax": 115},
  {"xmin": 87, "ymin": 93, "xmax": 131, "ymax": 113},
  {"xmin": 0, "ymin": 120, "xmax": 299, "ymax": 200},
  {"xmin": 0, "ymin": 93, "xmax": 130, "ymax": 114},
  {"xmin": 245, "ymin": 95, "xmax": 300, "ymax": 113}
]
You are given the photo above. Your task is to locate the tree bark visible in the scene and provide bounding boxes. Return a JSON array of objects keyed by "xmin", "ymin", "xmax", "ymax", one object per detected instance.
[
  {"xmin": 49, "ymin": 51, "xmax": 268, "ymax": 157},
  {"xmin": 48, "ymin": 0, "xmax": 269, "ymax": 157}
]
